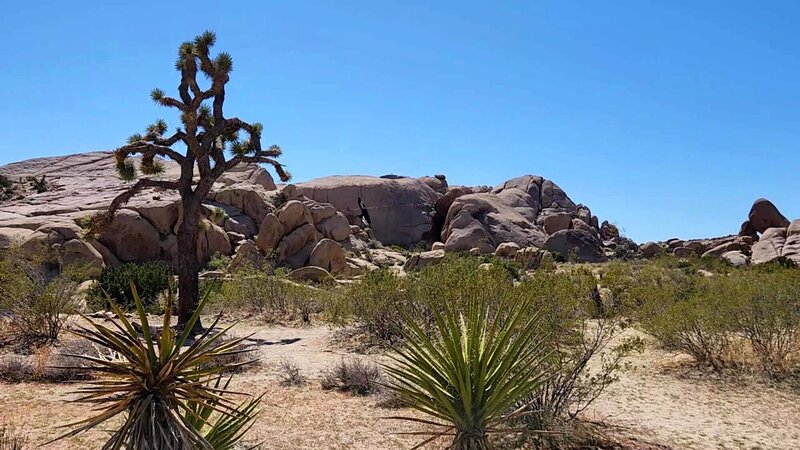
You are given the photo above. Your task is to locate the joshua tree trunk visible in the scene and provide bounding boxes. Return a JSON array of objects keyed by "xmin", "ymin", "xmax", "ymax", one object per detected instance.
[{"xmin": 177, "ymin": 195, "xmax": 201, "ymax": 327}]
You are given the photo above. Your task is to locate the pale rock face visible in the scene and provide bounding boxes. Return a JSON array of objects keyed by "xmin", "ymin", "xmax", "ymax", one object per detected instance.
[
  {"xmin": 543, "ymin": 229, "xmax": 605, "ymax": 263},
  {"xmin": 722, "ymin": 250, "xmax": 750, "ymax": 267},
  {"xmin": 277, "ymin": 200, "xmax": 313, "ymax": 233},
  {"xmin": 442, "ymin": 193, "xmax": 546, "ymax": 252},
  {"xmin": 751, "ymin": 227, "xmax": 787, "ymax": 265},
  {"xmin": 308, "ymin": 239, "xmax": 347, "ymax": 274},
  {"xmin": 431, "ymin": 242, "xmax": 445, "ymax": 251},
  {"xmin": 255, "ymin": 214, "xmax": 284, "ymax": 255},
  {"xmin": 317, "ymin": 213, "xmax": 351, "ymax": 241},
  {"xmin": 299, "ymin": 175, "xmax": 439, "ymax": 246},
  {"xmin": 228, "ymin": 241, "xmax": 265, "ymax": 271},
  {"xmin": 494, "ymin": 242, "xmax": 521, "ymax": 258},
  {"xmin": 540, "ymin": 211, "xmax": 573, "ymax": 234},
  {"xmin": 782, "ymin": 220, "xmax": 800, "ymax": 264},
  {"xmin": 196, "ymin": 220, "xmax": 232, "ymax": 264},
  {"xmin": 98, "ymin": 209, "xmax": 161, "ymax": 262},
  {"xmin": 403, "ymin": 249, "xmax": 446, "ymax": 271}
]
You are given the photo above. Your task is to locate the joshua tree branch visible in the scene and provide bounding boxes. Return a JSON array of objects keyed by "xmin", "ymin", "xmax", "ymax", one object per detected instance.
[
  {"xmin": 119, "ymin": 142, "xmax": 186, "ymax": 164},
  {"xmin": 108, "ymin": 178, "xmax": 180, "ymax": 216}
]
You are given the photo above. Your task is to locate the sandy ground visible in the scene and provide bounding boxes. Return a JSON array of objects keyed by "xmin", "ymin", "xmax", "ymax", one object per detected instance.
[
  {"xmin": 1, "ymin": 324, "xmax": 799, "ymax": 449},
  {"xmin": 583, "ymin": 331, "xmax": 800, "ymax": 450}
]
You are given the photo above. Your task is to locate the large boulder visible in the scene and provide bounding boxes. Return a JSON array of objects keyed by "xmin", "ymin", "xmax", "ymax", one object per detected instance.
[
  {"xmin": 640, "ymin": 241, "xmax": 663, "ymax": 258},
  {"xmin": 441, "ymin": 193, "xmax": 546, "ymax": 253},
  {"xmin": 722, "ymin": 250, "xmax": 750, "ymax": 267},
  {"xmin": 543, "ymin": 229, "xmax": 605, "ymax": 263},
  {"xmin": 98, "ymin": 209, "xmax": 161, "ymax": 262},
  {"xmin": 299, "ymin": 175, "xmax": 439, "ymax": 247},
  {"xmin": 600, "ymin": 221, "xmax": 620, "ymax": 240},
  {"xmin": 748, "ymin": 198, "xmax": 789, "ymax": 234},
  {"xmin": 751, "ymin": 227, "xmax": 787, "ymax": 265},
  {"xmin": 317, "ymin": 212, "xmax": 351, "ymax": 241},
  {"xmin": 255, "ymin": 213, "xmax": 284, "ymax": 254},
  {"xmin": 61, "ymin": 238, "xmax": 105, "ymax": 273},
  {"xmin": 308, "ymin": 239, "xmax": 347, "ymax": 274},
  {"xmin": 539, "ymin": 210, "xmax": 572, "ymax": 234},
  {"xmin": 418, "ymin": 174, "xmax": 448, "ymax": 194},
  {"xmin": 403, "ymin": 249, "xmax": 446, "ymax": 271}
]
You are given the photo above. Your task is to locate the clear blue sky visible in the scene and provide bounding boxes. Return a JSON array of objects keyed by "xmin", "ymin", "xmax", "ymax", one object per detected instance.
[{"xmin": 1, "ymin": 1, "xmax": 797, "ymax": 242}]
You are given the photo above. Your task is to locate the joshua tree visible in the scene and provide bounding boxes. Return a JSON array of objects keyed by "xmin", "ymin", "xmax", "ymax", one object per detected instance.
[{"xmin": 101, "ymin": 31, "xmax": 290, "ymax": 327}]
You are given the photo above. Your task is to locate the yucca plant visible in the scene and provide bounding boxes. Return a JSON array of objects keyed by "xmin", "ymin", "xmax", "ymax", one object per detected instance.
[
  {"xmin": 184, "ymin": 375, "xmax": 264, "ymax": 450},
  {"xmin": 383, "ymin": 295, "xmax": 553, "ymax": 449},
  {"xmin": 51, "ymin": 286, "xmax": 258, "ymax": 450}
]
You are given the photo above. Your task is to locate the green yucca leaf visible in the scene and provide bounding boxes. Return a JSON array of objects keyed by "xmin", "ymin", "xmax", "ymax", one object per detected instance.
[
  {"xmin": 384, "ymin": 295, "xmax": 552, "ymax": 449},
  {"xmin": 51, "ymin": 285, "xmax": 259, "ymax": 450},
  {"xmin": 126, "ymin": 133, "xmax": 143, "ymax": 144}
]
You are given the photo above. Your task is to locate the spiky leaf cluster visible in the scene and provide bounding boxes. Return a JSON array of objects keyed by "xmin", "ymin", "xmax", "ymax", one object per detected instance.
[
  {"xmin": 51, "ymin": 287, "xmax": 258, "ymax": 449},
  {"xmin": 384, "ymin": 293, "xmax": 553, "ymax": 449}
]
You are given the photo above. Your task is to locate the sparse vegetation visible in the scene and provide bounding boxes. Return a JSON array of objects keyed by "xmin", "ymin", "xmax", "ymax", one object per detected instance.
[
  {"xmin": 277, "ymin": 357, "xmax": 306, "ymax": 386},
  {"xmin": 220, "ymin": 265, "xmax": 319, "ymax": 322},
  {"xmin": 0, "ymin": 251, "xmax": 87, "ymax": 346},
  {"xmin": 0, "ymin": 175, "xmax": 14, "ymax": 201},
  {"xmin": 0, "ymin": 424, "xmax": 28, "ymax": 450},
  {"xmin": 384, "ymin": 281, "xmax": 552, "ymax": 449},
  {"xmin": 321, "ymin": 358, "xmax": 383, "ymax": 396},
  {"xmin": 205, "ymin": 252, "xmax": 231, "ymax": 271}
]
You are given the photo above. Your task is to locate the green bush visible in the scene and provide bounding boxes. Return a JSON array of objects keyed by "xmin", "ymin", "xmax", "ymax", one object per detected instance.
[
  {"xmin": 90, "ymin": 261, "xmax": 172, "ymax": 312},
  {"xmin": 0, "ymin": 175, "xmax": 14, "ymax": 201},
  {"xmin": 205, "ymin": 252, "xmax": 231, "ymax": 271},
  {"xmin": 221, "ymin": 266, "xmax": 319, "ymax": 322}
]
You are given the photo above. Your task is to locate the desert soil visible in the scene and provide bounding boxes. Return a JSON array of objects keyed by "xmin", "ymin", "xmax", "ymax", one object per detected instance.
[{"xmin": 1, "ymin": 323, "xmax": 798, "ymax": 449}]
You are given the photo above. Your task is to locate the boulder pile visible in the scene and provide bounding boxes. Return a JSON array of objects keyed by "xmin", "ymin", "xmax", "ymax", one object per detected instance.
[{"xmin": 637, "ymin": 198, "xmax": 799, "ymax": 266}]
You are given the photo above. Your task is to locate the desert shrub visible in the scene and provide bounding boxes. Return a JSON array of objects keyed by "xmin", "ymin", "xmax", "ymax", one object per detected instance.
[
  {"xmin": 326, "ymin": 268, "xmax": 411, "ymax": 343},
  {"xmin": 205, "ymin": 252, "xmax": 231, "ymax": 271},
  {"xmin": 0, "ymin": 252, "xmax": 86, "ymax": 345},
  {"xmin": 0, "ymin": 424, "xmax": 27, "ymax": 450},
  {"xmin": 26, "ymin": 176, "xmax": 49, "ymax": 193},
  {"xmin": 221, "ymin": 266, "xmax": 319, "ymax": 322},
  {"xmin": 321, "ymin": 358, "xmax": 382, "ymax": 395},
  {"xmin": 0, "ymin": 339, "xmax": 97, "ymax": 382},
  {"xmin": 277, "ymin": 357, "xmax": 306, "ymax": 386},
  {"xmin": 724, "ymin": 269, "xmax": 800, "ymax": 374},
  {"xmin": 514, "ymin": 270, "xmax": 642, "ymax": 441},
  {"xmin": 90, "ymin": 261, "xmax": 172, "ymax": 312},
  {"xmin": 0, "ymin": 175, "xmax": 14, "ymax": 202}
]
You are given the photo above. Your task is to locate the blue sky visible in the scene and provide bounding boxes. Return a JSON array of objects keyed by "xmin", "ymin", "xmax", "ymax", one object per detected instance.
[{"xmin": 1, "ymin": 1, "xmax": 797, "ymax": 242}]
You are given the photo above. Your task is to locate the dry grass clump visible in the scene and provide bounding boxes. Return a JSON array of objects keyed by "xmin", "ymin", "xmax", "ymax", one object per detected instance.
[
  {"xmin": 0, "ymin": 424, "xmax": 28, "ymax": 450},
  {"xmin": 277, "ymin": 357, "xmax": 306, "ymax": 387},
  {"xmin": 321, "ymin": 358, "xmax": 383, "ymax": 396},
  {"xmin": 0, "ymin": 339, "xmax": 98, "ymax": 382}
]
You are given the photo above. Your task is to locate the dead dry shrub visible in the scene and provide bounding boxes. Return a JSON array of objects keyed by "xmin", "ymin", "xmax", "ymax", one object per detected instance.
[
  {"xmin": 0, "ymin": 424, "xmax": 28, "ymax": 450},
  {"xmin": 277, "ymin": 357, "xmax": 306, "ymax": 386},
  {"xmin": 320, "ymin": 358, "xmax": 382, "ymax": 396}
]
